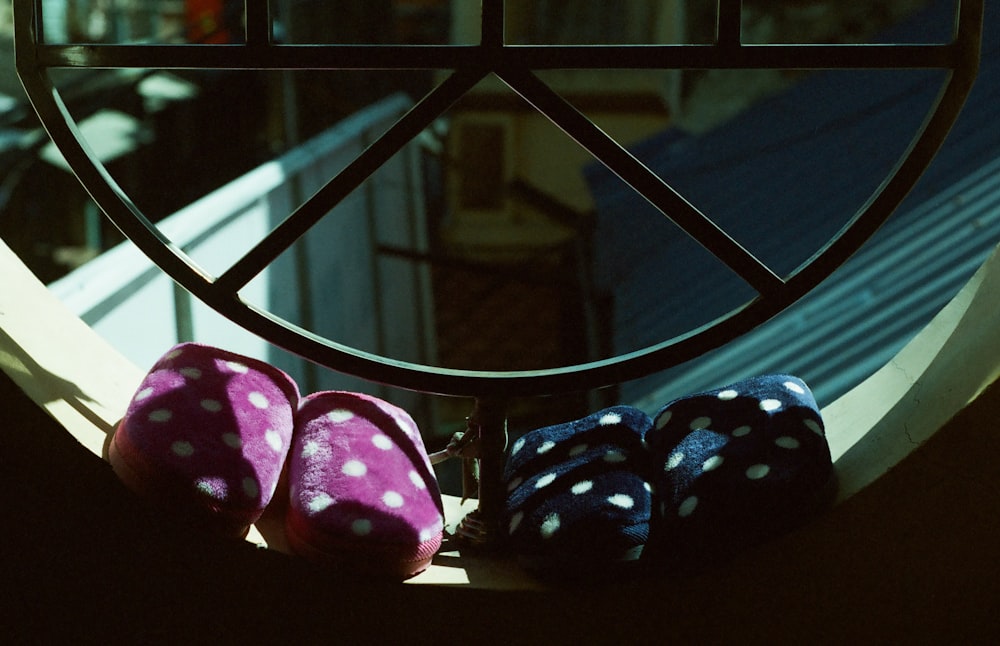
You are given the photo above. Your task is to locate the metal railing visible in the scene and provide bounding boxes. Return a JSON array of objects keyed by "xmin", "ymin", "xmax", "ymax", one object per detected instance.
[
  {"xmin": 14, "ymin": 0, "xmax": 984, "ymax": 546},
  {"xmin": 47, "ymin": 93, "xmax": 435, "ymax": 415}
]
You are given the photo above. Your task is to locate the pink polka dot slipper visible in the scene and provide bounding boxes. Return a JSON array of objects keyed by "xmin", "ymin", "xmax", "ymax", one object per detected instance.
[
  {"xmin": 107, "ymin": 343, "xmax": 299, "ymax": 538},
  {"xmin": 645, "ymin": 374, "xmax": 837, "ymax": 572},
  {"xmin": 285, "ymin": 391, "xmax": 444, "ymax": 580}
]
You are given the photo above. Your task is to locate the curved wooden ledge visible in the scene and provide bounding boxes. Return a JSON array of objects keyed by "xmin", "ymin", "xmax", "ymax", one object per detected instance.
[{"xmin": 2, "ymin": 237, "xmax": 1000, "ymax": 592}]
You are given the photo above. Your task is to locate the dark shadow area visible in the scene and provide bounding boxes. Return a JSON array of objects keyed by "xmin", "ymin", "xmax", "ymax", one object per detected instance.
[{"xmin": 5, "ymin": 368, "xmax": 1000, "ymax": 642}]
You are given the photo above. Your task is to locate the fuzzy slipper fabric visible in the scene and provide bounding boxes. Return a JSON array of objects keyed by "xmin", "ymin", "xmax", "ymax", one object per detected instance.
[
  {"xmin": 285, "ymin": 391, "xmax": 444, "ymax": 580},
  {"xmin": 107, "ymin": 343, "xmax": 299, "ymax": 538},
  {"xmin": 503, "ymin": 406, "xmax": 654, "ymax": 579},
  {"xmin": 645, "ymin": 374, "xmax": 836, "ymax": 572}
]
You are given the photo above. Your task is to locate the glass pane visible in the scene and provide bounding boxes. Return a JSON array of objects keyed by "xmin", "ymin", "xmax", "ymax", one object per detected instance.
[
  {"xmin": 743, "ymin": 0, "xmax": 956, "ymax": 45},
  {"xmin": 506, "ymin": 0, "xmax": 691, "ymax": 45},
  {"xmin": 279, "ymin": 0, "xmax": 460, "ymax": 45},
  {"xmin": 38, "ymin": 0, "xmax": 247, "ymax": 44}
]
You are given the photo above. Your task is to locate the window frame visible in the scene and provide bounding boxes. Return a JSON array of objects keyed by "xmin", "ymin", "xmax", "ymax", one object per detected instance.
[{"xmin": 10, "ymin": 0, "xmax": 987, "ymax": 551}]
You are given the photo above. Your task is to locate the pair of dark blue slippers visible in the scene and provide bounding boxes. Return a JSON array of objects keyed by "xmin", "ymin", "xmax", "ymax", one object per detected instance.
[{"xmin": 503, "ymin": 375, "xmax": 837, "ymax": 581}]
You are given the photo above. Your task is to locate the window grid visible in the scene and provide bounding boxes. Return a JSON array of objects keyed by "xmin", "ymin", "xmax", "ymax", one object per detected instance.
[
  {"xmin": 13, "ymin": 0, "xmax": 984, "ymax": 543},
  {"xmin": 14, "ymin": 0, "xmax": 983, "ymax": 397}
]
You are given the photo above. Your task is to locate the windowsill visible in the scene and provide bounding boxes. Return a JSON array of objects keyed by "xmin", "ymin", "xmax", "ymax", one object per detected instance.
[{"xmin": 2, "ymin": 237, "xmax": 1000, "ymax": 591}]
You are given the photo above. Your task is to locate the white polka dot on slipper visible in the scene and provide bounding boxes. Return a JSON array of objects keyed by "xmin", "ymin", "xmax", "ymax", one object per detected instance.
[
  {"xmin": 225, "ymin": 361, "xmax": 248, "ymax": 373},
  {"xmin": 540, "ymin": 513, "xmax": 561, "ymax": 539},
  {"xmin": 603, "ymin": 449, "xmax": 627, "ymax": 463},
  {"xmin": 537, "ymin": 441, "xmax": 556, "ymax": 454},
  {"xmin": 200, "ymin": 399, "xmax": 222, "ymax": 413},
  {"xmin": 301, "ymin": 440, "xmax": 322, "ymax": 459},
  {"xmin": 351, "ymin": 518, "xmax": 373, "ymax": 536},
  {"xmin": 307, "ymin": 493, "xmax": 335, "ymax": 514},
  {"xmin": 689, "ymin": 416, "xmax": 712, "ymax": 430},
  {"xmin": 599, "ymin": 412, "xmax": 623, "ymax": 426},
  {"xmin": 248, "ymin": 392, "xmax": 270, "ymax": 409},
  {"xmin": 242, "ymin": 477, "xmax": 260, "ymax": 499},
  {"xmin": 759, "ymin": 399, "xmax": 782, "ymax": 412},
  {"xmin": 382, "ymin": 491, "xmax": 405, "ymax": 508},
  {"xmin": 775, "ymin": 436, "xmax": 801, "ymax": 449},
  {"xmin": 327, "ymin": 409, "xmax": 354, "ymax": 423},
  {"xmin": 535, "ymin": 472, "xmax": 557, "ymax": 489},
  {"xmin": 702, "ymin": 455, "xmax": 724, "ymax": 472},
  {"xmin": 342, "ymin": 460, "xmax": 368, "ymax": 477},
  {"xmin": 410, "ymin": 470, "xmax": 428, "ymax": 489},
  {"xmin": 265, "ymin": 429, "xmax": 284, "ymax": 452},
  {"xmin": 784, "ymin": 381, "xmax": 806, "ymax": 395},
  {"xmin": 678, "ymin": 496, "xmax": 699, "ymax": 518},
  {"xmin": 607, "ymin": 494, "xmax": 635, "ymax": 509},
  {"xmin": 171, "ymin": 441, "xmax": 194, "ymax": 457},
  {"xmin": 508, "ymin": 510, "xmax": 524, "ymax": 534},
  {"xmin": 148, "ymin": 409, "xmax": 172, "ymax": 423},
  {"xmin": 804, "ymin": 419, "xmax": 824, "ymax": 436}
]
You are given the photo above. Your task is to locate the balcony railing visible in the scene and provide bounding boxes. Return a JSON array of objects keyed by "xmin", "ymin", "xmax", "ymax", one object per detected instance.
[{"xmin": 47, "ymin": 93, "xmax": 437, "ymax": 420}]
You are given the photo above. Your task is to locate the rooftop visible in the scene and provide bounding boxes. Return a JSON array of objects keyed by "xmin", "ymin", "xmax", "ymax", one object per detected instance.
[{"xmin": 584, "ymin": 0, "xmax": 1000, "ymax": 409}]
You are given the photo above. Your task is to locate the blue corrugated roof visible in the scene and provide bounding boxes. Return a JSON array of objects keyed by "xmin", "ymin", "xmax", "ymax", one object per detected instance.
[{"xmin": 584, "ymin": 0, "xmax": 1000, "ymax": 409}]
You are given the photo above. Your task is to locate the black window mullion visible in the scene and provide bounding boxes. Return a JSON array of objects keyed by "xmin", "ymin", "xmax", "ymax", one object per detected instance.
[
  {"xmin": 244, "ymin": 0, "xmax": 272, "ymax": 46},
  {"xmin": 481, "ymin": 0, "xmax": 504, "ymax": 48},
  {"xmin": 717, "ymin": 0, "xmax": 743, "ymax": 47}
]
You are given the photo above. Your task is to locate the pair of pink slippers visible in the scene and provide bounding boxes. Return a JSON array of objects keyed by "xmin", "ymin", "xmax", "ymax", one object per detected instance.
[{"xmin": 106, "ymin": 343, "xmax": 444, "ymax": 580}]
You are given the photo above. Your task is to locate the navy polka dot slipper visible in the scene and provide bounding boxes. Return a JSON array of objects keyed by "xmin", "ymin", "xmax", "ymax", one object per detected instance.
[
  {"xmin": 107, "ymin": 343, "xmax": 300, "ymax": 538},
  {"xmin": 503, "ymin": 406, "xmax": 654, "ymax": 580},
  {"xmin": 645, "ymin": 374, "xmax": 837, "ymax": 572},
  {"xmin": 284, "ymin": 391, "xmax": 445, "ymax": 580}
]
